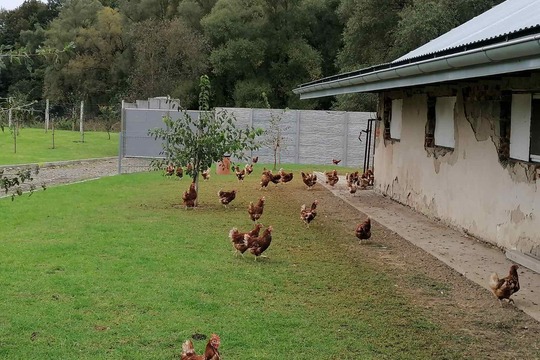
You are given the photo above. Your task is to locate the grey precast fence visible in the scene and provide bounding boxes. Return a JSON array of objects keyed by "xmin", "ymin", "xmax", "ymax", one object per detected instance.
[{"xmin": 118, "ymin": 98, "xmax": 375, "ymax": 173}]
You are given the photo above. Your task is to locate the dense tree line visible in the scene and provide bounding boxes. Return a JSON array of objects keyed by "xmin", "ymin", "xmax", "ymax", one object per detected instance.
[{"xmin": 0, "ymin": 0, "xmax": 503, "ymax": 118}]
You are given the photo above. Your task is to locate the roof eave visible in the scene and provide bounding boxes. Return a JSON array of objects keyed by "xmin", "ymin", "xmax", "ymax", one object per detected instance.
[{"xmin": 294, "ymin": 35, "xmax": 540, "ymax": 99}]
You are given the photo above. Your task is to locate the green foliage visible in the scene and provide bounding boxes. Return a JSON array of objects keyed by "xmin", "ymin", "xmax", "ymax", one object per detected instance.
[
  {"xmin": 97, "ymin": 104, "xmax": 120, "ymax": 139},
  {"xmin": 43, "ymin": 1, "xmax": 126, "ymax": 108},
  {"xmin": 0, "ymin": 165, "xmax": 44, "ymax": 201},
  {"xmin": 149, "ymin": 75, "xmax": 263, "ymax": 193},
  {"xmin": 127, "ymin": 18, "xmax": 209, "ymax": 108},
  {"xmin": 202, "ymin": 0, "xmax": 325, "ymax": 108}
]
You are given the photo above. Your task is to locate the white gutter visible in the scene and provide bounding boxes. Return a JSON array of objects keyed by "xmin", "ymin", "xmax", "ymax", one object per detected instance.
[{"xmin": 293, "ymin": 34, "xmax": 540, "ymax": 99}]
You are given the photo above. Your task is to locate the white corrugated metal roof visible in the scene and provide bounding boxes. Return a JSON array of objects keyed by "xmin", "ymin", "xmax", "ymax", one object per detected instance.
[{"xmin": 395, "ymin": 0, "xmax": 540, "ymax": 62}]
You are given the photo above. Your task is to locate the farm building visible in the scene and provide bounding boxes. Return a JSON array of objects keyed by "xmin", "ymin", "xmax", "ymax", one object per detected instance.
[{"xmin": 294, "ymin": 0, "xmax": 540, "ymax": 269}]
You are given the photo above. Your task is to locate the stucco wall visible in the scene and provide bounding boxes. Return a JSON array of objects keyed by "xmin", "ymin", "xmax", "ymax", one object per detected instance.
[{"xmin": 374, "ymin": 89, "xmax": 540, "ymax": 258}]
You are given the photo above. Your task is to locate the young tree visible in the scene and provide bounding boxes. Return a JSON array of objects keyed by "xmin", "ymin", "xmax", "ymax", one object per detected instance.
[
  {"xmin": 97, "ymin": 104, "xmax": 119, "ymax": 140},
  {"xmin": 149, "ymin": 75, "xmax": 263, "ymax": 205},
  {"xmin": 261, "ymin": 92, "xmax": 289, "ymax": 170}
]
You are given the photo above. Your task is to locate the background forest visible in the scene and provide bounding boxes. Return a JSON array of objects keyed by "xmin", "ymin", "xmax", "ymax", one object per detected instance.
[{"xmin": 0, "ymin": 0, "xmax": 503, "ymax": 122}]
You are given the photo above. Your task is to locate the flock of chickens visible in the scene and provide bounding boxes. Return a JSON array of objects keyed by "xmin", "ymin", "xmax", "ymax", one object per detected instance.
[{"xmin": 172, "ymin": 157, "xmax": 521, "ymax": 359}]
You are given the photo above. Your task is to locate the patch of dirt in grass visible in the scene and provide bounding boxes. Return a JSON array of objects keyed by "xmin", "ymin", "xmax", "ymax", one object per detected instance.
[{"xmin": 312, "ymin": 187, "xmax": 540, "ymax": 359}]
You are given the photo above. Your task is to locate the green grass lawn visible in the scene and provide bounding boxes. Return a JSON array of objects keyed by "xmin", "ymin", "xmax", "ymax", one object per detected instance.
[
  {"xmin": 0, "ymin": 128, "xmax": 118, "ymax": 165},
  {"xmin": 0, "ymin": 169, "xmax": 472, "ymax": 359}
]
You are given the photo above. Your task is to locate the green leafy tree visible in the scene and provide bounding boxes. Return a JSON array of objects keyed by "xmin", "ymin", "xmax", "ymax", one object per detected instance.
[
  {"xmin": 201, "ymin": 0, "xmax": 325, "ymax": 109},
  {"xmin": 0, "ymin": 165, "xmax": 45, "ymax": 201},
  {"xmin": 127, "ymin": 18, "xmax": 209, "ymax": 108},
  {"xmin": 43, "ymin": 1, "xmax": 127, "ymax": 111},
  {"xmin": 149, "ymin": 75, "xmax": 263, "ymax": 205}
]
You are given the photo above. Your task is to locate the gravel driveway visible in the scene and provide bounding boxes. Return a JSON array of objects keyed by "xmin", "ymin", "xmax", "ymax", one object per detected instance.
[{"xmin": 1, "ymin": 157, "xmax": 152, "ymax": 198}]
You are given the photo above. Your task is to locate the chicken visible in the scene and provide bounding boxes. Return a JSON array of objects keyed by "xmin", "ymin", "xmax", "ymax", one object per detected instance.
[
  {"xmin": 245, "ymin": 163, "xmax": 253, "ymax": 175},
  {"xmin": 278, "ymin": 168, "xmax": 294, "ymax": 183},
  {"xmin": 301, "ymin": 171, "xmax": 318, "ymax": 190},
  {"xmin": 347, "ymin": 171, "xmax": 360, "ymax": 185},
  {"xmin": 235, "ymin": 165, "xmax": 246, "ymax": 182},
  {"xmin": 165, "ymin": 163, "xmax": 175, "ymax": 176},
  {"xmin": 489, "ymin": 264, "xmax": 520, "ymax": 305},
  {"xmin": 248, "ymin": 196, "xmax": 265, "ymax": 222},
  {"xmin": 259, "ymin": 172, "xmax": 271, "ymax": 190},
  {"xmin": 300, "ymin": 200, "xmax": 319, "ymax": 227},
  {"xmin": 332, "ymin": 159, "xmax": 341, "ymax": 165},
  {"xmin": 260, "ymin": 169, "xmax": 280, "ymax": 189},
  {"xmin": 355, "ymin": 217, "xmax": 371, "ymax": 241},
  {"xmin": 359, "ymin": 174, "xmax": 370, "ymax": 190},
  {"xmin": 176, "ymin": 166, "xmax": 184, "ymax": 179},
  {"xmin": 218, "ymin": 189, "xmax": 236, "ymax": 206},
  {"xmin": 252, "ymin": 156, "xmax": 259, "ymax": 164},
  {"xmin": 182, "ymin": 182, "xmax": 197, "ymax": 208},
  {"xmin": 365, "ymin": 169, "xmax": 374, "ymax": 186},
  {"xmin": 181, "ymin": 334, "xmax": 221, "ymax": 360},
  {"xmin": 228, "ymin": 223, "xmax": 263, "ymax": 256},
  {"xmin": 346, "ymin": 173, "xmax": 357, "ymax": 194},
  {"xmin": 246, "ymin": 226, "xmax": 273, "ymax": 260},
  {"xmin": 201, "ymin": 168, "xmax": 211, "ymax": 181},
  {"xmin": 325, "ymin": 170, "xmax": 339, "ymax": 187}
]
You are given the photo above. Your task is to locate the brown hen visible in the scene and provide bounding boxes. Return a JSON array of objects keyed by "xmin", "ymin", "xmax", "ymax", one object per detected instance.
[
  {"xmin": 228, "ymin": 224, "xmax": 263, "ymax": 256},
  {"xmin": 355, "ymin": 217, "xmax": 371, "ymax": 241},
  {"xmin": 181, "ymin": 334, "xmax": 220, "ymax": 360},
  {"xmin": 300, "ymin": 200, "xmax": 319, "ymax": 227},
  {"xmin": 218, "ymin": 189, "xmax": 236, "ymax": 206},
  {"xmin": 246, "ymin": 226, "xmax": 273, "ymax": 261},
  {"xmin": 301, "ymin": 171, "xmax": 318, "ymax": 190},
  {"xmin": 248, "ymin": 196, "xmax": 266, "ymax": 222},
  {"xmin": 182, "ymin": 182, "xmax": 197, "ymax": 208},
  {"xmin": 489, "ymin": 264, "xmax": 520, "ymax": 305}
]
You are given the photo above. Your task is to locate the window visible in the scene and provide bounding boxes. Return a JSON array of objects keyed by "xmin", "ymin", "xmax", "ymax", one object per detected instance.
[
  {"xmin": 510, "ymin": 93, "xmax": 540, "ymax": 163},
  {"xmin": 390, "ymin": 99, "xmax": 403, "ymax": 140},
  {"xmin": 434, "ymin": 96, "xmax": 456, "ymax": 148}
]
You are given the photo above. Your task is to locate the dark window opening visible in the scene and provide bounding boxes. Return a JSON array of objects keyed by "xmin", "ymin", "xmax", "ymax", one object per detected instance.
[{"xmin": 425, "ymin": 96, "xmax": 436, "ymax": 148}]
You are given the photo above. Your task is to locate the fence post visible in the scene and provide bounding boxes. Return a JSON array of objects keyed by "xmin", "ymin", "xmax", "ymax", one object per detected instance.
[
  {"xmin": 249, "ymin": 107, "xmax": 254, "ymax": 159},
  {"xmin": 118, "ymin": 100, "xmax": 124, "ymax": 174},
  {"xmin": 8, "ymin": 108, "xmax": 12, "ymax": 127},
  {"xmin": 45, "ymin": 99, "xmax": 49, "ymax": 132},
  {"xmin": 80, "ymin": 101, "xmax": 84, "ymax": 142}
]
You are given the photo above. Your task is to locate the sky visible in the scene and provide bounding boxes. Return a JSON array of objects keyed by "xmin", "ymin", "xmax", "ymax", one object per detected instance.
[{"xmin": 1, "ymin": 0, "xmax": 44, "ymax": 11}]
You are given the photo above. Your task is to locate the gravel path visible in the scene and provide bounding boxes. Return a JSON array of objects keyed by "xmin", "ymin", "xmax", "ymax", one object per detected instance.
[{"xmin": 1, "ymin": 157, "xmax": 152, "ymax": 198}]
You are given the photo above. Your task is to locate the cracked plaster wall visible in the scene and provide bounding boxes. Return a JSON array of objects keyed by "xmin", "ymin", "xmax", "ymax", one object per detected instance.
[{"xmin": 374, "ymin": 87, "xmax": 540, "ymax": 258}]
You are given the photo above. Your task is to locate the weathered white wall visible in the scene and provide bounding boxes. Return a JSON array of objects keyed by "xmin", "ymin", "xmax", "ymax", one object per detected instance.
[{"xmin": 374, "ymin": 92, "xmax": 540, "ymax": 258}]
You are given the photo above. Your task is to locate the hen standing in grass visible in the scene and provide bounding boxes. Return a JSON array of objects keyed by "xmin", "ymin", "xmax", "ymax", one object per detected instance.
[
  {"xmin": 300, "ymin": 200, "xmax": 319, "ymax": 227},
  {"xmin": 489, "ymin": 264, "xmax": 520, "ymax": 305},
  {"xmin": 181, "ymin": 334, "xmax": 221, "ymax": 360},
  {"xmin": 201, "ymin": 168, "xmax": 211, "ymax": 181},
  {"xmin": 229, "ymin": 223, "xmax": 263, "ymax": 256},
  {"xmin": 278, "ymin": 168, "xmax": 294, "ymax": 183},
  {"xmin": 248, "ymin": 196, "xmax": 266, "ymax": 222},
  {"xmin": 217, "ymin": 189, "xmax": 236, "ymax": 207},
  {"xmin": 235, "ymin": 165, "xmax": 246, "ymax": 182},
  {"xmin": 246, "ymin": 225, "xmax": 273, "ymax": 260},
  {"xmin": 182, "ymin": 182, "xmax": 197, "ymax": 208},
  {"xmin": 355, "ymin": 217, "xmax": 371, "ymax": 241},
  {"xmin": 301, "ymin": 171, "xmax": 318, "ymax": 190}
]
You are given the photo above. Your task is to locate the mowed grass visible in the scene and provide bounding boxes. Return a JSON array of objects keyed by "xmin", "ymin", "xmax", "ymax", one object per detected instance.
[
  {"xmin": 0, "ymin": 128, "xmax": 118, "ymax": 165},
  {"xmin": 1, "ymin": 168, "xmax": 465, "ymax": 359}
]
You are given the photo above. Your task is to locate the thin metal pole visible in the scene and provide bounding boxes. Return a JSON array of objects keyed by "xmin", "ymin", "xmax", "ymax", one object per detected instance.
[{"xmin": 118, "ymin": 100, "xmax": 125, "ymax": 174}]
